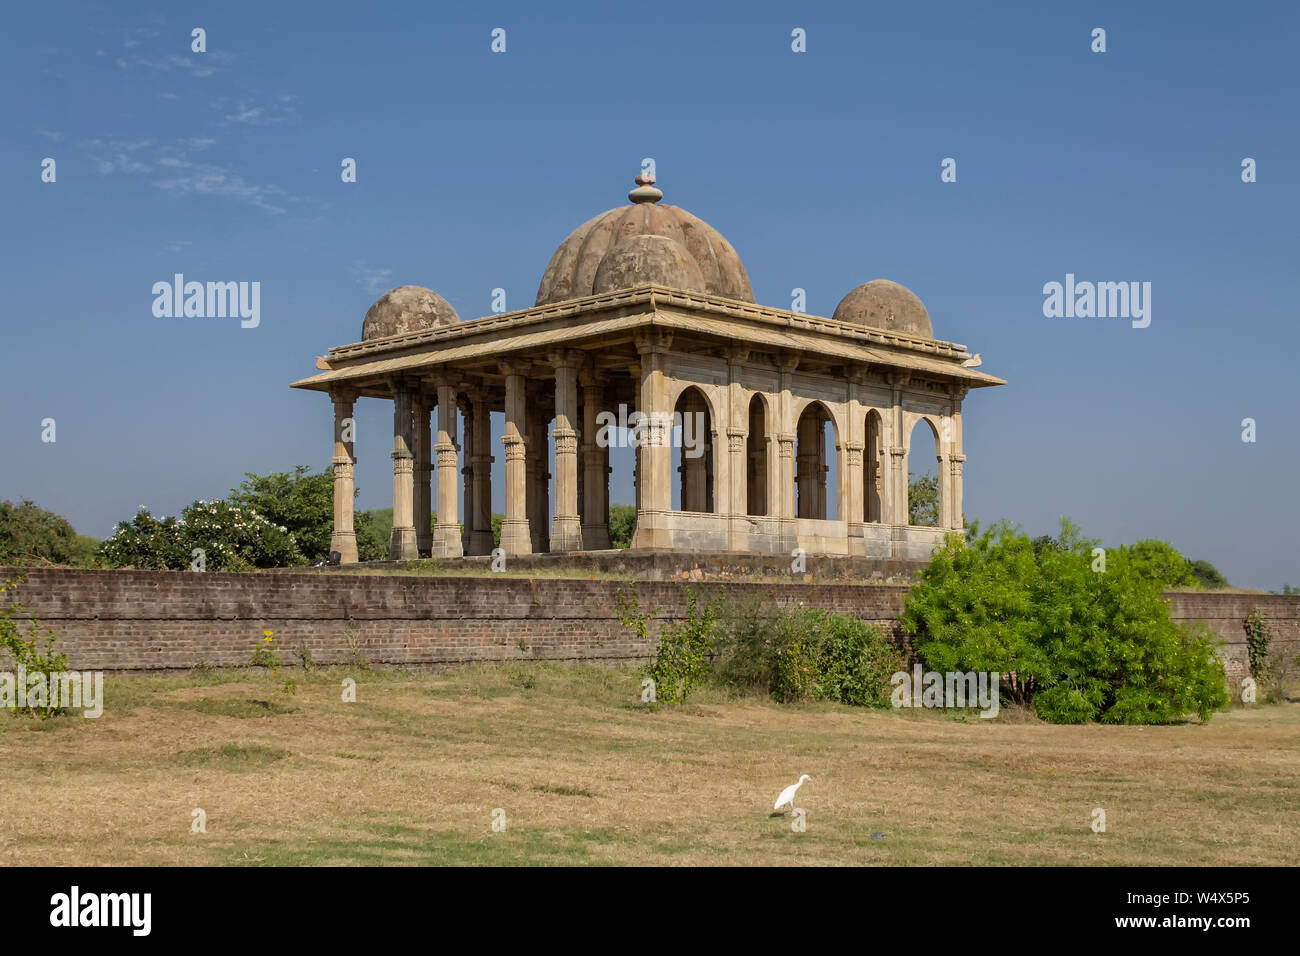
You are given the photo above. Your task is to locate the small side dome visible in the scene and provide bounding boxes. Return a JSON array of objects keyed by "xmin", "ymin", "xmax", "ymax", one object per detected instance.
[
  {"xmin": 361, "ymin": 285, "xmax": 459, "ymax": 340},
  {"xmin": 832, "ymin": 280, "xmax": 933, "ymax": 338},
  {"xmin": 592, "ymin": 235, "xmax": 707, "ymax": 296}
]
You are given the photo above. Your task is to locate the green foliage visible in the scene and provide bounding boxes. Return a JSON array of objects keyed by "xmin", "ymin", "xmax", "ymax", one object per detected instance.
[
  {"xmin": 1188, "ymin": 559, "xmax": 1229, "ymax": 590},
  {"xmin": 1281, "ymin": 584, "xmax": 1298, "ymax": 596},
  {"xmin": 0, "ymin": 500, "xmax": 100, "ymax": 567},
  {"xmin": 1117, "ymin": 539, "xmax": 1196, "ymax": 588},
  {"xmin": 625, "ymin": 587, "xmax": 903, "ymax": 708},
  {"xmin": 901, "ymin": 518, "xmax": 1230, "ymax": 724},
  {"xmin": 492, "ymin": 513, "xmax": 503, "ymax": 549},
  {"xmin": 100, "ymin": 500, "xmax": 304, "ymax": 571},
  {"xmin": 608, "ymin": 504, "xmax": 636, "ymax": 550},
  {"xmin": 1243, "ymin": 610, "xmax": 1270, "ymax": 679},
  {"xmin": 645, "ymin": 589, "xmax": 717, "ymax": 704},
  {"xmin": 908, "ymin": 473, "xmax": 939, "ymax": 527},
  {"xmin": 227, "ymin": 466, "xmax": 335, "ymax": 561},
  {"xmin": 355, "ymin": 508, "xmax": 392, "ymax": 561},
  {"xmin": 0, "ymin": 576, "xmax": 69, "ymax": 718}
]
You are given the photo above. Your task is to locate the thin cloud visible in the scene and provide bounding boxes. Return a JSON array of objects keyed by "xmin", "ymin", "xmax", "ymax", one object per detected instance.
[{"xmin": 353, "ymin": 262, "xmax": 395, "ymax": 295}]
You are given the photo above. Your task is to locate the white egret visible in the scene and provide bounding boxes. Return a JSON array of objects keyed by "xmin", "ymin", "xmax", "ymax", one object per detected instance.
[{"xmin": 773, "ymin": 774, "xmax": 810, "ymax": 813}]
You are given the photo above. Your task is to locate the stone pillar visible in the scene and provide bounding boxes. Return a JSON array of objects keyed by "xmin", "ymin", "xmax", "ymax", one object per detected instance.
[
  {"xmin": 525, "ymin": 386, "xmax": 550, "ymax": 554},
  {"xmin": 389, "ymin": 378, "xmax": 417, "ymax": 560},
  {"xmin": 550, "ymin": 350, "xmax": 583, "ymax": 551},
  {"xmin": 889, "ymin": 374, "xmax": 909, "ymax": 526},
  {"xmin": 413, "ymin": 392, "xmax": 433, "ymax": 557},
  {"xmin": 499, "ymin": 365, "xmax": 532, "ymax": 556},
  {"xmin": 631, "ymin": 331, "xmax": 672, "ymax": 549},
  {"xmin": 329, "ymin": 389, "xmax": 359, "ymax": 564},
  {"xmin": 725, "ymin": 350, "xmax": 747, "ymax": 534},
  {"xmin": 845, "ymin": 367, "xmax": 865, "ymax": 531},
  {"xmin": 433, "ymin": 378, "xmax": 464, "ymax": 558},
  {"xmin": 580, "ymin": 375, "xmax": 611, "ymax": 549},
  {"xmin": 461, "ymin": 398, "xmax": 475, "ymax": 554},
  {"xmin": 470, "ymin": 392, "xmax": 495, "ymax": 554},
  {"xmin": 949, "ymin": 386, "xmax": 967, "ymax": 530}
]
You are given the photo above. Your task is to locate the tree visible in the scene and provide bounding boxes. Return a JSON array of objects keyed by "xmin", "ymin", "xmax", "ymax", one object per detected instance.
[
  {"xmin": 1188, "ymin": 559, "xmax": 1230, "ymax": 590},
  {"xmin": 908, "ymin": 472, "xmax": 939, "ymax": 526},
  {"xmin": 608, "ymin": 504, "xmax": 636, "ymax": 549},
  {"xmin": 228, "ymin": 466, "xmax": 335, "ymax": 561},
  {"xmin": 0, "ymin": 500, "xmax": 100, "ymax": 567}
]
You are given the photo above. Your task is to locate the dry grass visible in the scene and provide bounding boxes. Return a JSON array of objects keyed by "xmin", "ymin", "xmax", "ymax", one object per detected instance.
[{"xmin": 1, "ymin": 664, "xmax": 1297, "ymax": 866}]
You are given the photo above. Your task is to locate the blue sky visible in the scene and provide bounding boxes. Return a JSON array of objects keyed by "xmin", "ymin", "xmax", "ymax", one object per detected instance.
[{"xmin": 2, "ymin": 1, "xmax": 1296, "ymax": 588}]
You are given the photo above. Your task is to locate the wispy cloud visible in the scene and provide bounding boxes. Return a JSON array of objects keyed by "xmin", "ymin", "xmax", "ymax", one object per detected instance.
[
  {"xmin": 38, "ymin": 129, "xmax": 65, "ymax": 144},
  {"xmin": 353, "ymin": 262, "xmax": 395, "ymax": 295},
  {"xmin": 216, "ymin": 94, "xmax": 298, "ymax": 127},
  {"xmin": 82, "ymin": 136, "xmax": 291, "ymax": 215}
]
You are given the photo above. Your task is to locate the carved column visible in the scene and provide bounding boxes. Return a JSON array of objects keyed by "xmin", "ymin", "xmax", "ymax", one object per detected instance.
[
  {"xmin": 499, "ymin": 364, "xmax": 532, "ymax": 556},
  {"xmin": 580, "ymin": 374, "xmax": 611, "ymax": 549},
  {"xmin": 414, "ymin": 391, "xmax": 433, "ymax": 557},
  {"xmin": 433, "ymin": 376, "xmax": 463, "ymax": 558},
  {"xmin": 461, "ymin": 397, "xmax": 474, "ymax": 554},
  {"xmin": 631, "ymin": 331, "xmax": 672, "ymax": 549},
  {"xmin": 389, "ymin": 377, "xmax": 417, "ymax": 560},
  {"xmin": 525, "ymin": 385, "xmax": 550, "ymax": 554},
  {"xmin": 550, "ymin": 350, "xmax": 583, "ymax": 551},
  {"xmin": 949, "ymin": 385, "xmax": 967, "ymax": 530},
  {"xmin": 725, "ymin": 349, "xmax": 748, "ymax": 529},
  {"xmin": 845, "ymin": 366, "xmax": 866, "ymax": 532},
  {"xmin": 470, "ymin": 391, "xmax": 495, "ymax": 554},
  {"xmin": 329, "ymin": 389, "xmax": 359, "ymax": 563},
  {"xmin": 889, "ymin": 373, "xmax": 909, "ymax": 527},
  {"xmin": 777, "ymin": 357, "xmax": 799, "ymax": 546}
]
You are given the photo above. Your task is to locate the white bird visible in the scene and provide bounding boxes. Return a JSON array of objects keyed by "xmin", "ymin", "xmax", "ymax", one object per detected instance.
[
  {"xmin": 773, "ymin": 774, "xmax": 811, "ymax": 813},
  {"xmin": 962, "ymin": 353, "xmax": 982, "ymax": 368}
]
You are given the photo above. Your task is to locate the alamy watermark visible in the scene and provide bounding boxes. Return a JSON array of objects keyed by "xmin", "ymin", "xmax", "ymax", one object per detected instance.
[
  {"xmin": 891, "ymin": 665, "xmax": 1000, "ymax": 718},
  {"xmin": 1042, "ymin": 274, "xmax": 1150, "ymax": 328},
  {"xmin": 152, "ymin": 274, "xmax": 260, "ymax": 328},
  {"xmin": 595, "ymin": 404, "xmax": 706, "ymax": 459},
  {"xmin": 2, "ymin": 667, "xmax": 104, "ymax": 717}
]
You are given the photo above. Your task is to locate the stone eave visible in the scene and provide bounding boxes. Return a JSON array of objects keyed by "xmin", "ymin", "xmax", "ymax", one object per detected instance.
[{"xmin": 291, "ymin": 285, "xmax": 1004, "ymax": 393}]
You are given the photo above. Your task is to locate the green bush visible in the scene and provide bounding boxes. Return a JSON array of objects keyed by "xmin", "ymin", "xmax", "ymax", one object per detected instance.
[
  {"xmin": 1, "ymin": 575, "xmax": 69, "ymax": 719},
  {"xmin": 901, "ymin": 519, "xmax": 1230, "ymax": 724},
  {"xmin": 645, "ymin": 589, "xmax": 717, "ymax": 705}
]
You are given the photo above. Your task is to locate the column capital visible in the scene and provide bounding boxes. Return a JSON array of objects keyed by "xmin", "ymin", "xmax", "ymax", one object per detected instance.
[
  {"xmin": 776, "ymin": 355, "xmax": 800, "ymax": 374},
  {"xmin": 886, "ymin": 371, "xmax": 911, "ymax": 389},
  {"xmin": 633, "ymin": 328, "xmax": 673, "ymax": 355},
  {"xmin": 330, "ymin": 387, "xmax": 358, "ymax": 405},
  {"xmin": 548, "ymin": 347, "xmax": 583, "ymax": 369}
]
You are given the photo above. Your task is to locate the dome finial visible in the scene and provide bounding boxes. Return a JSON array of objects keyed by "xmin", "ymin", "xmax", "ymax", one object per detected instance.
[{"xmin": 629, "ymin": 169, "xmax": 663, "ymax": 204}]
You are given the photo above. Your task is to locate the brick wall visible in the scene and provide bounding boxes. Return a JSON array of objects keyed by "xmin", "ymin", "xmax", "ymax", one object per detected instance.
[{"xmin": 0, "ymin": 568, "xmax": 1295, "ymax": 673}]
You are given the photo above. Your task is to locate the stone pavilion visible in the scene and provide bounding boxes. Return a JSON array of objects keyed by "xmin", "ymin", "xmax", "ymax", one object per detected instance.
[{"xmin": 291, "ymin": 172, "xmax": 1004, "ymax": 563}]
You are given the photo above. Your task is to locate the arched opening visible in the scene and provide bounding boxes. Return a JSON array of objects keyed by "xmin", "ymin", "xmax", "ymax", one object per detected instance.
[
  {"xmin": 672, "ymin": 386, "xmax": 714, "ymax": 513},
  {"xmin": 906, "ymin": 417, "xmax": 942, "ymax": 527},
  {"xmin": 795, "ymin": 402, "xmax": 838, "ymax": 520},
  {"xmin": 864, "ymin": 408, "xmax": 884, "ymax": 523},
  {"xmin": 746, "ymin": 393, "xmax": 769, "ymax": 516}
]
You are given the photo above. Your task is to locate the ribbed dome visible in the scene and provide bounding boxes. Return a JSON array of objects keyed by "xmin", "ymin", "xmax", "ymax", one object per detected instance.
[
  {"xmin": 361, "ymin": 285, "xmax": 459, "ymax": 341},
  {"xmin": 832, "ymin": 280, "xmax": 933, "ymax": 338},
  {"xmin": 536, "ymin": 173, "xmax": 753, "ymax": 305}
]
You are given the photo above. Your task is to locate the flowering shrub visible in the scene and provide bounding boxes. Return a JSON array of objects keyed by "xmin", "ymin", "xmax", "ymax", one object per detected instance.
[{"xmin": 99, "ymin": 501, "xmax": 305, "ymax": 571}]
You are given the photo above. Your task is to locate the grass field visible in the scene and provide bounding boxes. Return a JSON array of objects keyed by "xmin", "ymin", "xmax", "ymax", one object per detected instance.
[{"xmin": 2, "ymin": 664, "xmax": 1297, "ymax": 866}]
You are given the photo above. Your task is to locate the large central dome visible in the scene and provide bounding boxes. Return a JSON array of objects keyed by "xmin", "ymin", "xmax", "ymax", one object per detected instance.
[{"xmin": 535, "ymin": 173, "xmax": 754, "ymax": 306}]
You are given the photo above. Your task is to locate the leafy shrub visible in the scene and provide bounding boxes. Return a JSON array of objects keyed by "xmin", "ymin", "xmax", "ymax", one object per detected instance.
[
  {"xmin": 645, "ymin": 589, "xmax": 717, "ymax": 704},
  {"xmin": 1244, "ymin": 609, "xmax": 1270, "ymax": 678},
  {"xmin": 0, "ymin": 576, "xmax": 69, "ymax": 718},
  {"xmin": 902, "ymin": 519, "xmax": 1230, "ymax": 724}
]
